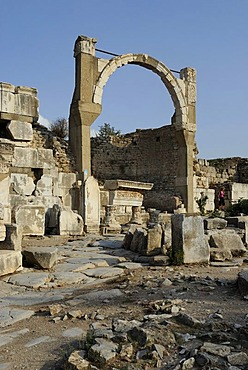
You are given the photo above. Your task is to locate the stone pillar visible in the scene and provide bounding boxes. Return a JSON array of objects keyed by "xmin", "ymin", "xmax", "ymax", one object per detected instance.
[
  {"xmin": 173, "ymin": 67, "xmax": 197, "ymax": 213},
  {"xmin": 130, "ymin": 206, "xmax": 143, "ymax": 225},
  {"xmin": 171, "ymin": 214, "xmax": 209, "ymax": 264},
  {"xmin": 69, "ymin": 36, "xmax": 102, "ymax": 176},
  {"xmin": 102, "ymin": 205, "xmax": 121, "ymax": 234}
]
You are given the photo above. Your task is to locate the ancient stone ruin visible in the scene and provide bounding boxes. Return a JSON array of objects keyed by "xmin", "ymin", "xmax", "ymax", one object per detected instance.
[{"xmin": 1, "ymin": 35, "xmax": 248, "ymax": 277}]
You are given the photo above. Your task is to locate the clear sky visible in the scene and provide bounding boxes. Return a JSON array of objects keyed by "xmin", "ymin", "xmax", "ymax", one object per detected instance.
[{"xmin": 1, "ymin": 0, "xmax": 248, "ymax": 159}]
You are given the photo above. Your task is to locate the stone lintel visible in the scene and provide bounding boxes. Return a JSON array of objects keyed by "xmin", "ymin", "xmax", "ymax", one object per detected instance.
[
  {"xmin": 104, "ymin": 179, "xmax": 153, "ymax": 191},
  {"xmin": 0, "ymin": 112, "xmax": 35, "ymax": 123}
]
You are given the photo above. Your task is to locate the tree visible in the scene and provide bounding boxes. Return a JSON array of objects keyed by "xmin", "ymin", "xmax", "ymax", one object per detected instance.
[
  {"xmin": 49, "ymin": 118, "xmax": 68, "ymax": 139},
  {"xmin": 97, "ymin": 123, "xmax": 121, "ymax": 139}
]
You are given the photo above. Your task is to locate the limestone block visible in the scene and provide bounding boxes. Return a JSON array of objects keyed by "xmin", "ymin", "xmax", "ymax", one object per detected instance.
[
  {"xmin": 145, "ymin": 224, "xmax": 162, "ymax": 256},
  {"xmin": 130, "ymin": 228, "xmax": 147, "ymax": 253},
  {"xmin": 14, "ymin": 205, "xmax": 45, "ymax": 236},
  {"xmin": 0, "ymin": 223, "xmax": 6, "ymax": 241},
  {"xmin": 0, "ymin": 175, "xmax": 10, "ymax": 208},
  {"xmin": 59, "ymin": 207, "xmax": 84, "ymax": 236},
  {"xmin": 22, "ymin": 247, "xmax": 58, "ymax": 269},
  {"xmin": 0, "ymin": 224, "xmax": 22, "ymax": 251},
  {"xmin": 13, "ymin": 148, "xmax": 54, "ymax": 169},
  {"xmin": 36, "ymin": 175, "xmax": 53, "ymax": 196},
  {"xmin": 84, "ymin": 176, "xmax": 100, "ymax": 233},
  {"xmin": 172, "ymin": 214, "xmax": 209, "ymax": 264},
  {"xmin": 7, "ymin": 121, "xmax": 33, "ymax": 141},
  {"xmin": 54, "ymin": 172, "xmax": 76, "ymax": 207},
  {"xmin": 0, "ymin": 250, "xmax": 22, "ymax": 277},
  {"xmin": 209, "ymin": 229, "xmax": 246, "ymax": 257},
  {"xmin": 0, "ymin": 203, "xmax": 4, "ymax": 220},
  {"xmin": 11, "ymin": 173, "xmax": 35, "ymax": 196},
  {"xmin": 203, "ymin": 218, "xmax": 227, "ymax": 230},
  {"xmin": 0, "ymin": 83, "xmax": 15, "ymax": 113}
]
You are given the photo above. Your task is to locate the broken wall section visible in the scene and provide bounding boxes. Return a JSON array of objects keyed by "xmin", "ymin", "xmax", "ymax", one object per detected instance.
[
  {"xmin": 0, "ymin": 82, "xmax": 82, "ymax": 237},
  {"xmin": 91, "ymin": 125, "xmax": 182, "ymax": 212}
]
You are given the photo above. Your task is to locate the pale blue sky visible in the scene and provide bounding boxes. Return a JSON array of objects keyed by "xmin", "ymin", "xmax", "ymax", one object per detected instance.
[{"xmin": 1, "ymin": 0, "xmax": 248, "ymax": 159}]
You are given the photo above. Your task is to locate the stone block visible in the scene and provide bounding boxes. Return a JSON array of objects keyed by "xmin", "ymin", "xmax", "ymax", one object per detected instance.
[
  {"xmin": 14, "ymin": 205, "xmax": 45, "ymax": 236},
  {"xmin": 145, "ymin": 224, "xmax": 162, "ymax": 256},
  {"xmin": 36, "ymin": 175, "xmax": 53, "ymax": 196},
  {"xmin": 84, "ymin": 176, "xmax": 100, "ymax": 233},
  {"xmin": 7, "ymin": 121, "xmax": 33, "ymax": 141},
  {"xmin": 0, "ymin": 223, "xmax": 6, "ymax": 241},
  {"xmin": 13, "ymin": 148, "xmax": 54, "ymax": 169},
  {"xmin": 0, "ymin": 250, "xmax": 22, "ymax": 277},
  {"xmin": 203, "ymin": 218, "xmax": 227, "ymax": 230},
  {"xmin": 10, "ymin": 173, "xmax": 35, "ymax": 196},
  {"xmin": 0, "ymin": 224, "xmax": 22, "ymax": 251},
  {"xmin": 59, "ymin": 207, "xmax": 84, "ymax": 236},
  {"xmin": 22, "ymin": 247, "xmax": 58, "ymax": 269},
  {"xmin": 0, "ymin": 176, "xmax": 10, "ymax": 210},
  {"xmin": 209, "ymin": 229, "xmax": 246, "ymax": 257},
  {"xmin": 130, "ymin": 228, "xmax": 147, "ymax": 253},
  {"xmin": 171, "ymin": 214, "xmax": 209, "ymax": 264}
]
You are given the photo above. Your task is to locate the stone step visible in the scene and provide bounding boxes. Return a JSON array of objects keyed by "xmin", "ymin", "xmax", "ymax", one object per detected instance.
[{"xmin": 0, "ymin": 250, "xmax": 22, "ymax": 277}]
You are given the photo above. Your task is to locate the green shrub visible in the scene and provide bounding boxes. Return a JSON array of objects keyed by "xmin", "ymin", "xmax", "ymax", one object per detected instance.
[{"xmin": 225, "ymin": 198, "xmax": 248, "ymax": 216}]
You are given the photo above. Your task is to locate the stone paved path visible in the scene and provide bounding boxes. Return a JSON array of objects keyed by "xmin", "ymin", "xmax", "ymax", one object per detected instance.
[{"xmin": 0, "ymin": 234, "xmax": 144, "ymax": 369}]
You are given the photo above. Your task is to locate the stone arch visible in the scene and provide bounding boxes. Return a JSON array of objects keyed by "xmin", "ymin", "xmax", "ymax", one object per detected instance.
[{"xmin": 93, "ymin": 53, "xmax": 188, "ymax": 130}]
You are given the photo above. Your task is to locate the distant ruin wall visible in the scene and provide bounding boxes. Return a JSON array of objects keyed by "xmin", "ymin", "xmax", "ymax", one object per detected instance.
[{"xmin": 91, "ymin": 125, "xmax": 182, "ymax": 211}]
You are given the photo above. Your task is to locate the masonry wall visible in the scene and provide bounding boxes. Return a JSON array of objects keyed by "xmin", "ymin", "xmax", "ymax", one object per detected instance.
[{"xmin": 91, "ymin": 125, "xmax": 181, "ymax": 211}]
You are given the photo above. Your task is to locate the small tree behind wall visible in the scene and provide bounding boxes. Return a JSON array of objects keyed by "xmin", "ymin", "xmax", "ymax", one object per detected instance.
[
  {"xmin": 97, "ymin": 123, "xmax": 121, "ymax": 139},
  {"xmin": 50, "ymin": 118, "xmax": 68, "ymax": 139}
]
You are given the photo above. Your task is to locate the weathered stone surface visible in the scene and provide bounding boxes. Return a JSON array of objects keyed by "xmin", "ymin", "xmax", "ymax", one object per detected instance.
[
  {"xmin": 88, "ymin": 337, "xmax": 118, "ymax": 366},
  {"xmin": 0, "ymin": 307, "xmax": 34, "ymax": 328},
  {"xmin": 22, "ymin": 247, "xmax": 58, "ymax": 269},
  {"xmin": 209, "ymin": 229, "xmax": 246, "ymax": 257},
  {"xmin": 204, "ymin": 217, "xmax": 227, "ymax": 230},
  {"xmin": 210, "ymin": 247, "xmax": 233, "ymax": 261},
  {"xmin": 13, "ymin": 148, "xmax": 54, "ymax": 169},
  {"xmin": 0, "ymin": 224, "xmax": 22, "ymax": 251},
  {"xmin": 227, "ymin": 351, "xmax": 248, "ymax": 365},
  {"xmin": 0, "ymin": 328, "xmax": 29, "ymax": 347},
  {"xmin": 0, "ymin": 250, "xmax": 22, "ymax": 277},
  {"xmin": 7, "ymin": 271, "xmax": 50, "ymax": 288},
  {"xmin": 10, "ymin": 173, "xmax": 35, "ymax": 196},
  {"xmin": 14, "ymin": 205, "xmax": 45, "ymax": 236},
  {"xmin": 0, "ymin": 223, "xmax": 6, "ymax": 241},
  {"xmin": 0, "ymin": 83, "xmax": 38, "ymax": 120},
  {"xmin": 62, "ymin": 327, "xmax": 86, "ymax": 338},
  {"xmin": 172, "ymin": 214, "xmax": 210, "ymax": 264},
  {"xmin": 200, "ymin": 342, "xmax": 231, "ymax": 357},
  {"xmin": 59, "ymin": 207, "xmax": 84, "ymax": 236},
  {"xmin": 68, "ymin": 350, "xmax": 89, "ymax": 369},
  {"xmin": 146, "ymin": 224, "xmax": 162, "ymax": 255},
  {"xmin": 7, "ymin": 120, "xmax": 33, "ymax": 141},
  {"xmin": 25, "ymin": 336, "xmax": 51, "ymax": 348},
  {"xmin": 83, "ymin": 176, "xmax": 100, "ymax": 233},
  {"xmin": 36, "ymin": 175, "xmax": 53, "ymax": 196}
]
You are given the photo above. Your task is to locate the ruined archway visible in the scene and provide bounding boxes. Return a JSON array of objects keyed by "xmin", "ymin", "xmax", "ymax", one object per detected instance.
[
  {"xmin": 93, "ymin": 53, "xmax": 188, "ymax": 130},
  {"xmin": 69, "ymin": 35, "xmax": 197, "ymax": 212}
]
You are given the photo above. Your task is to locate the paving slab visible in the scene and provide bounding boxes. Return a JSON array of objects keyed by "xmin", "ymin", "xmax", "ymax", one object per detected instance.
[
  {"xmin": 0, "ymin": 308, "xmax": 34, "ymax": 328},
  {"xmin": 7, "ymin": 271, "xmax": 50, "ymax": 288},
  {"xmin": 52, "ymin": 271, "xmax": 88, "ymax": 286},
  {"xmin": 83, "ymin": 267, "xmax": 124, "ymax": 279},
  {"xmin": 53, "ymin": 261, "xmax": 96, "ymax": 272},
  {"xmin": 0, "ymin": 328, "xmax": 29, "ymax": 346},
  {"xmin": 117, "ymin": 261, "xmax": 143, "ymax": 269},
  {"xmin": 0, "ymin": 291, "xmax": 67, "ymax": 307},
  {"xmin": 24, "ymin": 335, "xmax": 53, "ymax": 347},
  {"xmin": 62, "ymin": 327, "xmax": 86, "ymax": 338},
  {"xmin": 69, "ymin": 288, "xmax": 124, "ymax": 305}
]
